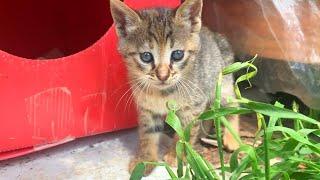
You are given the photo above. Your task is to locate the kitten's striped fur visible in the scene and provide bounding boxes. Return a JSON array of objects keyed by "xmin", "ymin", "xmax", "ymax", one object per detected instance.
[{"xmin": 110, "ymin": 0, "xmax": 240, "ymax": 174}]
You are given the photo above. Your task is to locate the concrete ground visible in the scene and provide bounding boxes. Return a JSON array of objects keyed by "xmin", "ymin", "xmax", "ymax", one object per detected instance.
[
  {"xmin": 0, "ymin": 129, "xmax": 173, "ymax": 180},
  {"xmin": 0, "ymin": 115, "xmax": 257, "ymax": 180}
]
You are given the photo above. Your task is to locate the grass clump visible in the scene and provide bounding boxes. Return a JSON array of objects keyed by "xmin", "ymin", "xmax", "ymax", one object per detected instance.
[{"xmin": 130, "ymin": 56, "xmax": 320, "ymax": 180}]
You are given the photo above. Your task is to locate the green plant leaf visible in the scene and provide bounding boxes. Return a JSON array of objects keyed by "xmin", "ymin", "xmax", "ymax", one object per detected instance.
[
  {"xmin": 222, "ymin": 62, "xmax": 246, "ymax": 75},
  {"xmin": 203, "ymin": 157, "xmax": 221, "ymax": 180},
  {"xmin": 281, "ymin": 138, "xmax": 299, "ymax": 153},
  {"xmin": 176, "ymin": 141, "xmax": 184, "ymax": 178},
  {"xmin": 184, "ymin": 119, "xmax": 197, "ymax": 142},
  {"xmin": 129, "ymin": 163, "xmax": 145, "ymax": 180},
  {"xmin": 220, "ymin": 116, "xmax": 242, "ymax": 145},
  {"xmin": 214, "ymin": 116, "xmax": 225, "ymax": 180},
  {"xmin": 230, "ymin": 145, "xmax": 258, "ymax": 173},
  {"xmin": 230, "ymin": 156, "xmax": 251, "ymax": 180},
  {"xmin": 258, "ymin": 113, "xmax": 270, "ymax": 180},
  {"xmin": 267, "ymin": 126, "xmax": 320, "ymax": 154},
  {"xmin": 298, "ymin": 129, "xmax": 318, "ymax": 136},
  {"xmin": 222, "ymin": 55, "xmax": 257, "ymax": 75},
  {"xmin": 199, "ymin": 107, "xmax": 253, "ymax": 121},
  {"xmin": 313, "ymin": 130, "xmax": 320, "ymax": 138},
  {"xmin": 267, "ymin": 101, "xmax": 285, "ymax": 140},
  {"xmin": 185, "ymin": 147, "xmax": 206, "ymax": 178},
  {"xmin": 185, "ymin": 143, "xmax": 216, "ymax": 180},
  {"xmin": 241, "ymin": 101, "xmax": 320, "ymax": 126},
  {"xmin": 166, "ymin": 110, "xmax": 185, "ymax": 140},
  {"xmin": 184, "ymin": 165, "xmax": 191, "ymax": 179},
  {"xmin": 165, "ymin": 165, "xmax": 178, "ymax": 179},
  {"xmin": 289, "ymin": 157, "xmax": 320, "ymax": 171}
]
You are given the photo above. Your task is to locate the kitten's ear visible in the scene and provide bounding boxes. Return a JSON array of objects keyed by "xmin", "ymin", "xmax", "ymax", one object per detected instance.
[
  {"xmin": 110, "ymin": 0, "xmax": 141, "ymax": 38},
  {"xmin": 175, "ymin": 0, "xmax": 203, "ymax": 33}
]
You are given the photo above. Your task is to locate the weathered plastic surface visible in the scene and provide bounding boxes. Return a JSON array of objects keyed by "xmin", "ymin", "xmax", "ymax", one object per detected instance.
[
  {"xmin": 0, "ymin": 0, "xmax": 180, "ymax": 160},
  {"xmin": 204, "ymin": 0, "xmax": 320, "ymax": 109}
]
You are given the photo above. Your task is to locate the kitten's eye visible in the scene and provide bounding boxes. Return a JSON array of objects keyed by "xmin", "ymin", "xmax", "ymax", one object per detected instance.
[
  {"xmin": 140, "ymin": 52, "xmax": 154, "ymax": 63},
  {"xmin": 171, "ymin": 50, "xmax": 184, "ymax": 62}
]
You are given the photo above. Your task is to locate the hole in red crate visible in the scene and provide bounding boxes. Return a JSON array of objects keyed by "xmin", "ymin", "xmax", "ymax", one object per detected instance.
[{"xmin": 0, "ymin": 0, "xmax": 113, "ymax": 59}]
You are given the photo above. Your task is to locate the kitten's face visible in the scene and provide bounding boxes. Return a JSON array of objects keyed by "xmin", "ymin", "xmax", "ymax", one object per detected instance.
[{"xmin": 110, "ymin": 0, "xmax": 202, "ymax": 90}]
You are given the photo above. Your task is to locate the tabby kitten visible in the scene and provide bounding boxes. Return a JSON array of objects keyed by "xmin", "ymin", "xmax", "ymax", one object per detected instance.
[{"xmin": 110, "ymin": 0, "xmax": 240, "ymax": 174}]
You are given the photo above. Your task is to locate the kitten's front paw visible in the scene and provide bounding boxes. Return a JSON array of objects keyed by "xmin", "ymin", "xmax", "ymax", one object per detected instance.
[
  {"xmin": 163, "ymin": 151, "xmax": 177, "ymax": 167},
  {"xmin": 223, "ymin": 131, "xmax": 240, "ymax": 152},
  {"xmin": 129, "ymin": 157, "xmax": 156, "ymax": 176}
]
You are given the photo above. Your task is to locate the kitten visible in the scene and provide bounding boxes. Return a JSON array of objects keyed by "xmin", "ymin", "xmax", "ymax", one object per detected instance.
[{"xmin": 110, "ymin": 0, "xmax": 240, "ymax": 174}]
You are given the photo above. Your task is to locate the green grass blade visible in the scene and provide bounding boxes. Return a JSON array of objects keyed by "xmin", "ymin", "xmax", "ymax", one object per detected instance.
[
  {"xmin": 258, "ymin": 113, "xmax": 270, "ymax": 180},
  {"xmin": 222, "ymin": 55, "xmax": 257, "ymax": 75},
  {"xmin": 267, "ymin": 102, "xmax": 284, "ymax": 140},
  {"xmin": 212, "ymin": 72, "xmax": 225, "ymax": 180},
  {"xmin": 222, "ymin": 62, "xmax": 248, "ymax": 75},
  {"xmin": 292, "ymin": 101, "xmax": 301, "ymax": 131},
  {"xmin": 165, "ymin": 165, "xmax": 178, "ymax": 179},
  {"xmin": 203, "ymin": 157, "xmax": 221, "ymax": 180},
  {"xmin": 185, "ymin": 143, "xmax": 216, "ymax": 180},
  {"xmin": 184, "ymin": 165, "xmax": 191, "ymax": 179},
  {"xmin": 166, "ymin": 110, "xmax": 185, "ymax": 140},
  {"xmin": 212, "ymin": 72, "xmax": 222, "ymax": 109},
  {"xmin": 230, "ymin": 156, "xmax": 251, "ymax": 180},
  {"xmin": 130, "ymin": 163, "xmax": 145, "ymax": 180},
  {"xmin": 267, "ymin": 126, "xmax": 320, "ymax": 154},
  {"xmin": 220, "ymin": 116, "xmax": 242, "ymax": 145},
  {"xmin": 199, "ymin": 107, "xmax": 253, "ymax": 121},
  {"xmin": 185, "ymin": 147, "xmax": 207, "ymax": 178},
  {"xmin": 184, "ymin": 119, "xmax": 197, "ymax": 142},
  {"xmin": 298, "ymin": 129, "xmax": 318, "ymax": 136},
  {"xmin": 289, "ymin": 157, "xmax": 320, "ymax": 171},
  {"xmin": 313, "ymin": 130, "xmax": 320, "ymax": 138},
  {"xmin": 281, "ymin": 138, "xmax": 299, "ymax": 153},
  {"xmin": 176, "ymin": 141, "xmax": 184, "ymax": 178},
  {"xmin": 233, "ymin": 63, "xmax": 258, "ymax": 99},
  {"xmin": 241, "ymin": 101, "xmax": 320, "ymax": 126},
  {"xmin": 214, "ymin": 117, "xmax": 225, "ymax": 180},
  {"xmin": 230, "ymin": 145, "xmax": 259, "ymax": 173}
]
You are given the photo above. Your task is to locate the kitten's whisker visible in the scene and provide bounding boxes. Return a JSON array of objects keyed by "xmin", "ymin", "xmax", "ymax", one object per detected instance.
[
  {"xmin": 111, "ymin": 77, "xmax": 144, "ymax": 97},
  {"xmin": 177, "ymin": 80, "xmax": 189, "ymax": 100},
  {"xmin": 174, "ymin": 83, "xmax": 180, "ymax": 99},
  {"xmin": 115, "ymin": 80, "xmax": 141, "ymax": 111},
  {"xmin": 133, "ymin": 80, "xmax": 149, "ymax": 111},
  {"xmin": 129, "ymin": 80, "xmax": 148, "ymax": 111},
  {"xmin": 126, "ymin": 78, "xmax": 148, "ymax": 112},
  {"xmin": 175, "ymin": 80, "xmax": 184, "ymax": 100},
  {"xmin": 124, "ymin": 80, "xmax": 144, "ymax": 113},
  {"xmin": 180, "ymin": 78, "xmax": 200, "ymax": 99},
  {"xmin": 146, "ymin": 81, "xmax": 151, "ymax": 95},
  {"xmin": 179, "ymin": 80, "xmax": 193, "ymax": 101},
  {"xmin": 181, "ymin": 77, "xmax": 207, "ymax": 98}
]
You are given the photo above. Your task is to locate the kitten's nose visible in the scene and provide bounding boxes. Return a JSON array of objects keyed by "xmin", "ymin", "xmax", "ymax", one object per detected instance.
[{"xmin": 155, "ymin": 64, "xmax": 170, "ymax": 82}]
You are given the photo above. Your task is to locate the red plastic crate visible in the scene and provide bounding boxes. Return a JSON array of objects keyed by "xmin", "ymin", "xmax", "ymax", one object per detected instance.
[{"xmin": 0, "ymin": 0, "xmax": 180, "ymax": 160}]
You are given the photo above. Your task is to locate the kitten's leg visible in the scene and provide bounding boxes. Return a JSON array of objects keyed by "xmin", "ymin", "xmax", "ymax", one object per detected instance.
[
  {"xmin": 163, "ymin": 134, "xmax": 179, "ymax": 167},
  {"xmin": 180, "ymin": 104, "xmax": 206, "ymax": 146},
  {"xmin": 163, "ymin": 107, "xmax": 203, "ymax": 167},
  {"xmin": 221, "ymin": 75, "xmax": 240, "ymax": 151},
  {"xmin": 164, "ymin": 110, "xmax": 201, "ymax": 167},
  {"xmin": 163, "ymin": 121, "xmax": 203, "ymax": 167},
  {"xmin": 129, "ymin": 110, "xmax": 162, "ymax": 175}
]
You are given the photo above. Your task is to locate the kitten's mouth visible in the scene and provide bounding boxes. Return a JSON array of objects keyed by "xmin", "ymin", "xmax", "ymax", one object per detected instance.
[
  {"xmin": 156, "ymin": 82, "xmax": 170, "ymax": 87},
  {"xmin": 153, "ymin": 81, "xmax": 176, "ymax": 89},
  {"xmin": 148, "ymin": 76, "xmax": 179, "ymax": 89}
]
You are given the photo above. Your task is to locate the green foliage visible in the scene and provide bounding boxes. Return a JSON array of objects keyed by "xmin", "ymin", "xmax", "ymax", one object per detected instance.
[{"xmin": 130, "ymin": 56, "xmax": 320, "ymax": 179}]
